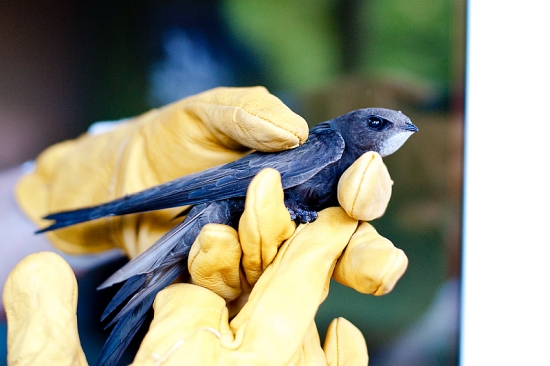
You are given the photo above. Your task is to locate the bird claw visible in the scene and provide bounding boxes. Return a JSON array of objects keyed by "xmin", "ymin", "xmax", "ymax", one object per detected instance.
[{"xmin": 287, "ymin": 206, "xmax": 318, "ymax": 224}]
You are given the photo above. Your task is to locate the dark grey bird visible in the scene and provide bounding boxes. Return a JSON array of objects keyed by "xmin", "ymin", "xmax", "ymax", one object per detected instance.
[{"xmin": 39, "ymin": 108, "xmax": 417, "ymax": 365}]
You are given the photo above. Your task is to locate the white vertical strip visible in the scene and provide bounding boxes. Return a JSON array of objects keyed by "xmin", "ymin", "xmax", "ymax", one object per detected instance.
[{"xmin": 462, "ymin": 2, "xmax": 550, "ymax": 364}]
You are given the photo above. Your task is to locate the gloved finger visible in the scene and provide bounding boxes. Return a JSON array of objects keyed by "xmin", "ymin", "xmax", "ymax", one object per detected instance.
[
  {"xmin": 181, "ymin": 86, "xmax": 309, "ymax": 152},
  {"xmin": 187, "ymin": 168, "xmax": 295, "ymax": 314},
  {"xmin": 296, "ymin": 318, "xmax": 369, "ymax": 366},
  {"xmin": 131, "ymin": 87, "xmax": 309, "ymax": 185},
  {"xmin": 3, "ymin": 252, "xmax": 87, "ymax": 366},
  {"xmin": 293, "ymin": 321, "xmax": 333, "ymax": 365},
  {"xmin": 333, "ymin": 222, "xmax": 408, "ymax": 296},
  {"xmin": 227, "ymin": 207, "xmax": 358, "ymax": 363},
  {"xmin": 323, "ymin": 317, "xmax": 369, "ymax": 366},
  {"xmin": 131, "ymin": 283, "xmax": 230, "ymax": 366},
  {"xmin": 238, "ymin": 168, "xmax": 296, "ymax": 285},
  {"xmin": 337, "ymin": 151, "xmax": 393, "ymax": 221},
  {"xmin": 188, "ymin": 223, "xmax": 244, "ymax": 301}
]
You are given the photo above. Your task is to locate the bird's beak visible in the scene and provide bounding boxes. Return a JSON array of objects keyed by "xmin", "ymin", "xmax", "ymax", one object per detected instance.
[{"xmin": 404, "ymin": 121, "xmax": 418, "ymax": 132}]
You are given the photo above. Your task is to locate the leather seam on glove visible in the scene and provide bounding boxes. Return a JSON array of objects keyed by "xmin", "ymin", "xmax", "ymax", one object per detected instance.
[{"xmin": 348, "ymin": 169, "xmax": 367, "ymax": 219}]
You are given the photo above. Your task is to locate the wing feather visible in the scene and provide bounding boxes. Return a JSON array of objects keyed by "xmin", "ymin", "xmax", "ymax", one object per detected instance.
[{"xmin": 39, "ymin": 127, "xmax": 344, "ymax": 231}]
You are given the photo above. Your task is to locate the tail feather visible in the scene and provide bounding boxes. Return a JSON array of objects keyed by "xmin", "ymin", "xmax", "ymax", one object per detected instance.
[
  {"xmin": 98, "ymin": 206, "xmax": 206, "ymax": 290},
  {"xmin": 95, "ymin": 200, "xmax": 245, "ymax": 365},
  {"xmin": 96, "ymin": 295, "xmax": 154, "ymax": 366},
  {"xmin": 101, "ymin": 274, "xmax": 148, "ymax": 322},
  {"xmin": 36, "ymin": 206, "xmax": 110, "ymax": 233},
  {"xmin": 106, "ymin": 261, "xmax": 187, "ymax": 328},
  {"xmin": 97, "ymin": 261, "xmax": 186, "ymax": 366}
]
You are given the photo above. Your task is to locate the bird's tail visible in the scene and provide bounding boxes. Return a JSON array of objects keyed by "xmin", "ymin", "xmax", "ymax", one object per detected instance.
[
  {"xmin": 97, "ymin": 262, "xmax": 187, "ymax": 366},
  {"xmin": 95, "ymin": 200, "xmax": 245, "ymax": 366},
  {"xmin": 95, "ymin": 206, "xmax": 206, "ymax": 366},
  {"xmin": 37, "ymin": 205, "xmax": 111, "ymax": 232},
  {"xmin": 37, "ymin": 185, "xmax": 196, "ymax": 233}
]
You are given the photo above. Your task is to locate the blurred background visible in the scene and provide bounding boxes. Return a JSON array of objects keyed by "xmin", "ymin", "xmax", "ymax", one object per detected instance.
[{"xmin": 0, "ymin": 0, "xmax": 464, "ymax": 364}]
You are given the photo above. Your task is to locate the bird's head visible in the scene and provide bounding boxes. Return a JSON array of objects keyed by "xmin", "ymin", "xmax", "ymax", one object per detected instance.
[{"xmin": 330, "ymin": 108, "xmax": 418, "ymax": 157}]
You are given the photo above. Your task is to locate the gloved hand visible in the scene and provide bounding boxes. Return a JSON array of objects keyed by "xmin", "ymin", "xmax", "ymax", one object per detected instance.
[
  {"xmin": 5, "ymin": 156, "xmax": 407, "ymax": 365},
  {"xmin": 150, "ymin": 165, "xmax": 408, "ymax": 365},
  {"xmin": 3, "ymin": 206, "xmax": 406, "ymax": 366},
  {"xmin": 15, "ymin": 86, "xmax": 308, "ymax": 258},
  {"xmin": 132, "ymin": 207, "xmax": 392, "ymax": 365},
  {"xmin": 188, "ymin": 154, "xmax": 404, "ymax": 316}
]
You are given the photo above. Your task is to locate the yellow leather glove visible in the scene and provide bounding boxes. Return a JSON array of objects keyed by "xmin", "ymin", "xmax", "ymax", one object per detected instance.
[
  {"xmin": 135, "ymin": 208, "xmax": 367, "ymax": 365},
  {"xmin": 3, "ymin": 252, "xmax": 87, "ymax": 366},
  {"xmin": 15, "ymin": 86, "xmax": 308, "ymax": 258},
  {"xmin": 150, "ymin": 165, "xmax": 406, "ymax": 365}
]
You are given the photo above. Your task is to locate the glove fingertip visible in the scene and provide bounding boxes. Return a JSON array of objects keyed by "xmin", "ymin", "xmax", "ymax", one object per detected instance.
[
  {"xmin": 189, "ymin": 224, "xmax": 243, "ymax": 301},
  {"xmin": 373, "ymin": 248, "xmax": 409, "ymax": 296},
  {"xmin": 337, "ymin": 151, "xmax": 392, "ymax": 221},
  {"xmin": 333, "ymin": 223, "xmax": 408, "ymax": 296},
  {"xmin": 234, "ymin": 106, "xmax": 309, "ymax": 151},
  {"xmin": 324, "ymin": 317, "xmax": 368, "ymax": 366},
  {"xmin": 4, "ymin": 252, "xmax": 87, "ymax": 366},
  {"xmin": 4, "ymin": 252, "xmax": 77, "ymax": 310}
]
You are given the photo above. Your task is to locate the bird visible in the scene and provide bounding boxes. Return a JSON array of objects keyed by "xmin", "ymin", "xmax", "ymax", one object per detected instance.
[{"xmin": 39, "ymin": 107, "xmax": 418, "ymax": 365}]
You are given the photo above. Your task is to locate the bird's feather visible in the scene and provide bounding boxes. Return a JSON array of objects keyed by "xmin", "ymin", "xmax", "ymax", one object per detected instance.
[
  {"xmin": 38, "ymin": 126, "xmax": 344, "ymax": 232},
  {"xmin": 98, "ymin": 204, "xmax": 208, "ymax": 290}
]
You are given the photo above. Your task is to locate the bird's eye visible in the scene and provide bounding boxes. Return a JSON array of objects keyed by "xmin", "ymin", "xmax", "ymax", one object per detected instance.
[{"xmin": 367, "ymin": 116, "xmax": 385, "ymax": 130}]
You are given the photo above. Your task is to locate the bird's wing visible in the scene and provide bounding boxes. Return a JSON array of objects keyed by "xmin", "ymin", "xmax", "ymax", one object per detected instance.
[
  {"xmin": 97, "ymin": 204, "xmax": 208, "ymax": 289},
  {"xmin": 39, "ymin": 128, "xmax": 345, "ymax": 231},
  {"xmin": 98, "ymin": 199, "xmax": 243, "ymax": 290}
]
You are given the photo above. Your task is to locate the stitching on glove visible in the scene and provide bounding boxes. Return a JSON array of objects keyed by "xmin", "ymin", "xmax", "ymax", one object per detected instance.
[
  {"xmin": 148, "ymin": 327, "xmax": 221, "ymax": 365},
  {"xmin": 110, "ymin": 134, "xmax": 131, "ymax": 199},
  {"xmin": 151, "ymin": 340, "xmax": 184, "ymax": 365},
  {"xmin": 198, "ymin": 326, "xmax": 222, "ymax": 338},
  {"xmin": 250, "ymin": 191, "xmax": 265, "ymax": 272},
  {"xmin": 349, "ymin": 173, "xmax": 366, "ymax": 219},
  {"xmin": 349, "ymin": 154, "xmax": 376, "ymax": 219},
  {"xmin": 374, "ymin": 249, "xmax": 401, "ymax": 295}
]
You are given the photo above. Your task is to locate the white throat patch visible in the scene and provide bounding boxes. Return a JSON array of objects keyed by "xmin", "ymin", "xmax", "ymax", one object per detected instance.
[{"xmin": 378, "ymin": 131, "xmax": 414, "ymax": 157}]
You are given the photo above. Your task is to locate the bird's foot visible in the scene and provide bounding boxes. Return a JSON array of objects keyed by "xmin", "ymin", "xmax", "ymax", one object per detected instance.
[{"xmin": 286, "ymin": 206, "xmax": 318, "ymax": 224}]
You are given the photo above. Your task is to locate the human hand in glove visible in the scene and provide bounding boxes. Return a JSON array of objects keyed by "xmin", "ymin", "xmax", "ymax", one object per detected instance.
[
  {"xmin": 189, "ymin": 157, "xmax": 407, "ymax": 316},
  {"xmin": 15, "ymin": 86, "xmax": 308, "ymax": 258}
]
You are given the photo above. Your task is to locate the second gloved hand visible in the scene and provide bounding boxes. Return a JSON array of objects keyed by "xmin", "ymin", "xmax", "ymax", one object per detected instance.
[{"xmin": 3, "ymin": 212, "xmax": 368, "ymax": 366}]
